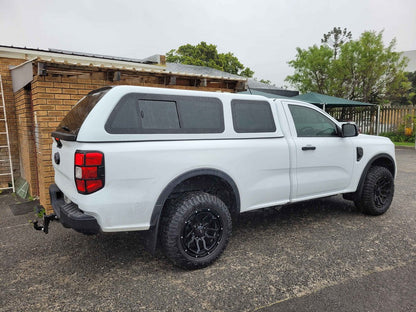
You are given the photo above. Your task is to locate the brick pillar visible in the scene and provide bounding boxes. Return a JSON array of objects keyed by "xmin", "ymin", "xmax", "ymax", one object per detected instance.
[
  {"xmin": 15, "ymin": 87, "xmax": 39, "ymax": 196},
  {"xmin": 31, "ymin": 75, "xmax": 108, "ymax": 212}
]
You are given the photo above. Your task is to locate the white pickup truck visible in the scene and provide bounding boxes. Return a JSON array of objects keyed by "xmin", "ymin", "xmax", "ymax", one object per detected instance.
[{"xmin": 45, "ymin": 86, "xmax": 395, "ymax": 269}]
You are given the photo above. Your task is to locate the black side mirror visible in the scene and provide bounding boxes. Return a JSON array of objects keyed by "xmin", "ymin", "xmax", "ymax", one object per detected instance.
[{"xmin": 342, "ymin": 123, "xmax": 358, "ymax": 137}]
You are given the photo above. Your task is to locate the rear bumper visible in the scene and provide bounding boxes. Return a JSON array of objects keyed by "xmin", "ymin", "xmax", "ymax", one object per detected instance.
[{"xmin": 49, "ymin": 184, "xmax": 100, "ymax": 235}]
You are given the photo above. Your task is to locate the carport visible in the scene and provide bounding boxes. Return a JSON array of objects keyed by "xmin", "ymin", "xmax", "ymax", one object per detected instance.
[
  {"xmin": 291, "ymin": 92, "xmax": 379, "ymax": 134},
  {"xmin": 291, "ymin": 92, "xmax": 374, "ymax": 111}
]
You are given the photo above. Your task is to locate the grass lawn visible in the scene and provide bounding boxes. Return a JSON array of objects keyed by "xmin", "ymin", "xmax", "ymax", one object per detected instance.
[{"xmin": 394, "ymin": 142, "xmax": 415, "ymax": 147}]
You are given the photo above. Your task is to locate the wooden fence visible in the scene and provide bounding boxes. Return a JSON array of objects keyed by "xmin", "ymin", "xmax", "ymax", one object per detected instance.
[{"xmin": 326, "ymin": 106, "xmax": 415, "ymax": 135}]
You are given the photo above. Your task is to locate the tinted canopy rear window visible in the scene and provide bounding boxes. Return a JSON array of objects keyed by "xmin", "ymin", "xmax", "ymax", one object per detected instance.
[
  {"xmin": 105, "ymin": 93, "xmax": 224, "ymax": 134},
  {"xmin": 55, "ymin": 88, "xmax": 109, "ymax": 137}
]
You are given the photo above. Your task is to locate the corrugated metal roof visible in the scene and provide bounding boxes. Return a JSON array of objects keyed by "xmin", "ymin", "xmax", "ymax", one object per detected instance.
[
  {"xmin": 47, "ymin": 48, "xmax": 161, "ymax": 64},
  {"xmin": 247, "ymin": 79, "xmax": 285, "ymax": 90},
  {"xmin": 0, "ymin": 45, "xmax": 164, "ymax": 72},
  {"xmin": 238, "ymin": 90, "xmax": 289, "ymax": 99},
  {"xmin": 1, "ymin": 45, "xmax": 160, "ymax": 65},
  {"xmin": 0, "ymin": 45, "xmax": 247, "ymax": 81},
  {"xmin": 165, "ymin": 63, "xmax": 245, "ymax": 80}
]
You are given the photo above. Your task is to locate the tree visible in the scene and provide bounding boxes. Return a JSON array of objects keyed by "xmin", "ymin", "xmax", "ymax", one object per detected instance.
[
  {"xmin": 335, "ymin": 31, "xmax": 410, "ymax": 103},
  {"xmin": 404, "ymin": 71, "xmax": 416, "ymax": 105},
  {"xmin": 321, "ymin": 27, "xmax": 352, "ymax": 60},
  {"xmin": 259, "ymin": 79, "xmax": 272, "ymax": 85},
  {"xmin": 286, "ymin": 29, "xmax": 410, "ymax": 104},
  {"xmin": 239, "ymin": 67, "xmax": 255, "ymax": 78},
  {"xmin": 285, "ymin": 45, "xmax": 334, "ymax": 94},
  {"xmin": 166, "ymin": 42, "xmax": 254, "ymax": 78}
]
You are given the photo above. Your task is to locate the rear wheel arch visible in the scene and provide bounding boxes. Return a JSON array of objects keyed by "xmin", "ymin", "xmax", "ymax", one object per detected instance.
[
  {"xmin": 161, "ymin": 191, "xmax": 232, "ymax": 269},
  {"xmin": 145, "ymin": 169, "xmax": 240, "ymax": 254}
]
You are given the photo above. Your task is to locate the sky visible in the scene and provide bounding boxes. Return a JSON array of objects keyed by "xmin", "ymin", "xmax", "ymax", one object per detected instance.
[{"xmin": 1, "ymin": 0, "xmax": 415, "ymax": 88}]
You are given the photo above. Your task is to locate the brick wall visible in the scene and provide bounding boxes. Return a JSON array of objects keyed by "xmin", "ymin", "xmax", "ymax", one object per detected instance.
[
  {"xmin": 31, "ymin": 75, "xmax": 109, "ymax": 212},
  {"xmin": 1, "ymin": 56, "xmax": 242, "ymax": 213},
  {"xmin": 0, "ymin": 58, "xmax": 21, "ymax": 189},
  {"xmin": 31, "ymin": 73, "xmax": 238, "ymax": 213}
]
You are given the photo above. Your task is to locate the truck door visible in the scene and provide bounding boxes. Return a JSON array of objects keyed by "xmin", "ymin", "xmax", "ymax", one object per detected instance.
[{"xmin": 283, "ymin": 102, "xmax": 354, "ymax": 200}]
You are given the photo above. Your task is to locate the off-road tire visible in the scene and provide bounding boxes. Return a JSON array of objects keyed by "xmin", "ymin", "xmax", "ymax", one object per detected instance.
[
  {"xmin": 161, "ymin": 192, "xmax": 232, "ymax": 269},
  {"xmin": 355, "ymin": 166, "xmax": 394, "ymax": 216}
]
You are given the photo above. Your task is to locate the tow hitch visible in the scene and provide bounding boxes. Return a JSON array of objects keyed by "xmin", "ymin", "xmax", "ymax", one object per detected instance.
[{"xmin": 32, "ymin": 214, "xmax": 59, "ymax": 234}]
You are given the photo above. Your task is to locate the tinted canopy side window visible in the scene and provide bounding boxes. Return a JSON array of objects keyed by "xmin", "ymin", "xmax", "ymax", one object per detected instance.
[
  {"xmin": 139, "ymin": 100, "xmax": 179, "ymax": 130},
  {"xmin": 105, "ymin": 94, "xmax": 224, "ymax": 134},
  {"xmin": 177, "ymin": 97, "xmax": 224, "ymax": 131},
  {"xmin": 107, "ymin": 94, "xmax": 140, "ymax": 133},
  {"xmin": 231, "ymin": 100, "xmax": 276, "ymax": 133},
  {"xmin": 288, "ymin": 104, "xmax": 339, "ymax": 137}
]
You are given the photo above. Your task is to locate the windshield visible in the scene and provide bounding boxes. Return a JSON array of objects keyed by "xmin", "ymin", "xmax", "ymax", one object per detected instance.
[{"xmin": 56, "ymin": 88, "xmax": 110, "ymax": 135}]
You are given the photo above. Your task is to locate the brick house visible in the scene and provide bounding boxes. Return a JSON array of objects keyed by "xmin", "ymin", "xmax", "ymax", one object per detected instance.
[{"xmin": 0, "ymin": 45, "xmax": 247, "ymax": 212}]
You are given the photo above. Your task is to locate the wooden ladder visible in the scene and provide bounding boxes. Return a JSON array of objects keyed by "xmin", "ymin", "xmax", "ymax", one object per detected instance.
[{"xmin": 0, "ymin": 75, "xmax": 15, "ymax": 192}]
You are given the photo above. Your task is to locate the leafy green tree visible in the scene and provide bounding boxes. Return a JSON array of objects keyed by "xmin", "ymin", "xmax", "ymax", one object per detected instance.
[
  {"xmin": 335, "ymin": 31, "xmax": 410, "ymax": 103},
  {"xmin": 404, "ymin": 71, "xmax": 416, "ymax": 105},
  {"xmin": 166, "ymin": 41, "xmax": 254, "ymax": 77},
  {"xmin": 285, "ymin": 45, "xmax": 334, "ymax": 94},
  {"xmin": 286, "ymin": 29, "xmax": 410, "ymax": 104},
  {"xmin": 239, "ymin": 67, "xmax": 255, "ymax": 78},
  {"xmin": 259, "ymin": 79, "xmax": 272, "ymax": 85}
]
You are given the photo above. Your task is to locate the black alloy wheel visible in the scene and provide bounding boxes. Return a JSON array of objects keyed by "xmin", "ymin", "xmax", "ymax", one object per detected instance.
[
  {"xmin": 161, "ymin": 192, "xmax": 232, "ymax": 269},
  {"xmin": 181, "ymin": 209, "xmax": 223, "ymax": 258},
  {"xmin": 373, "ymin": 174, "xmax": 393, "ymax": 209},
  {"xmin": 355, "ymin": 166, "xmax": 394, "ymax": 216}
]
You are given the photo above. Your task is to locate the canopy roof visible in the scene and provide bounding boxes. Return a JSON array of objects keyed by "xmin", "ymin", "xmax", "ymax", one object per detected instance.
[{"xmin": 291, "ymin": 92, "xmax": 374, "ymax": 107}]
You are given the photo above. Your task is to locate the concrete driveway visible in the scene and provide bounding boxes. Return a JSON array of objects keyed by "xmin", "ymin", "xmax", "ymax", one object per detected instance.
[{"xmin": 1, "ymin": 148, "xmax": 415, "ymax": 312}]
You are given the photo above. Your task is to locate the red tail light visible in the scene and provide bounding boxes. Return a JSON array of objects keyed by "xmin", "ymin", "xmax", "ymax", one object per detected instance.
[{"xmin": 74, "ymin": 151, "xmax": 104, "ymax": 194}]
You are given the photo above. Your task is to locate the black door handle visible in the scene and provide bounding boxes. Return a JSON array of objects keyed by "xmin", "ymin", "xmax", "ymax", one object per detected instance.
[{"xmin": 302, "ymin": 146, "xmax": 316, "ymax": 151}]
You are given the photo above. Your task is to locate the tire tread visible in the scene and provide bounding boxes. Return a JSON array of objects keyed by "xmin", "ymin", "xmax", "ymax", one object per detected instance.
[{"xmin": 161, "ymin": 192, "xmax": 232, "ymax": 269}]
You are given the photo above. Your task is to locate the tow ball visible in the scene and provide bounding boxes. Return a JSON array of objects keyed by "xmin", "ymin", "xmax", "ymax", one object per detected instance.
[{"xmin": 32, "ymin": 214, "xmax": 58, "ymax": 234}]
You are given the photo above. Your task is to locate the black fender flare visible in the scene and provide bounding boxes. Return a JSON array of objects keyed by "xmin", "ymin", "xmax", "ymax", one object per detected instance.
[
  {"xmin": 144, "ymin": 168, "xmax": 240, "ymax": 254},
  {"xmin": 354, "ymin": 153, "xmax": 396, "ymax": 199}
]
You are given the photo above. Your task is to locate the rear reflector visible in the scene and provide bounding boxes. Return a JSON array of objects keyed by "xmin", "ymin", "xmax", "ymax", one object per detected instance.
[{"xmin": 74, "ymin": 151, "xmax": 104, "ymax": 194}]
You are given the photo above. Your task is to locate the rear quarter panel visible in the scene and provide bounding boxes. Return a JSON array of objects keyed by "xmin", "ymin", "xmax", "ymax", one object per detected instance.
[{"xmin": 54, "ymin": 138, "xmax": 291, "ymax": 232}]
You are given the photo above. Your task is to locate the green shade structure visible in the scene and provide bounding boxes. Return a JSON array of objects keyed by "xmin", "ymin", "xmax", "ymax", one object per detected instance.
[{"xmin": 291, "ymin": 92, "xmax": 374, "ymax": 108}]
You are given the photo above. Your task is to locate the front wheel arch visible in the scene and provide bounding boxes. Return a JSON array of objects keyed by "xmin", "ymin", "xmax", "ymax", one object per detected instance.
[
  {"xmin": 354, "ymin": 166, "xmax": 394, "ymax": 215},
  {"xmin": 354, "ymin": 154, "xmax": 395, "ymax": 200}
]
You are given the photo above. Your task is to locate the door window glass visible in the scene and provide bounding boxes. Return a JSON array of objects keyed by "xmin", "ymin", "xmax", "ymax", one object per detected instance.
[{"xmin": 289, "ymin": 105, "xmax": 338, "ymax": 137}]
